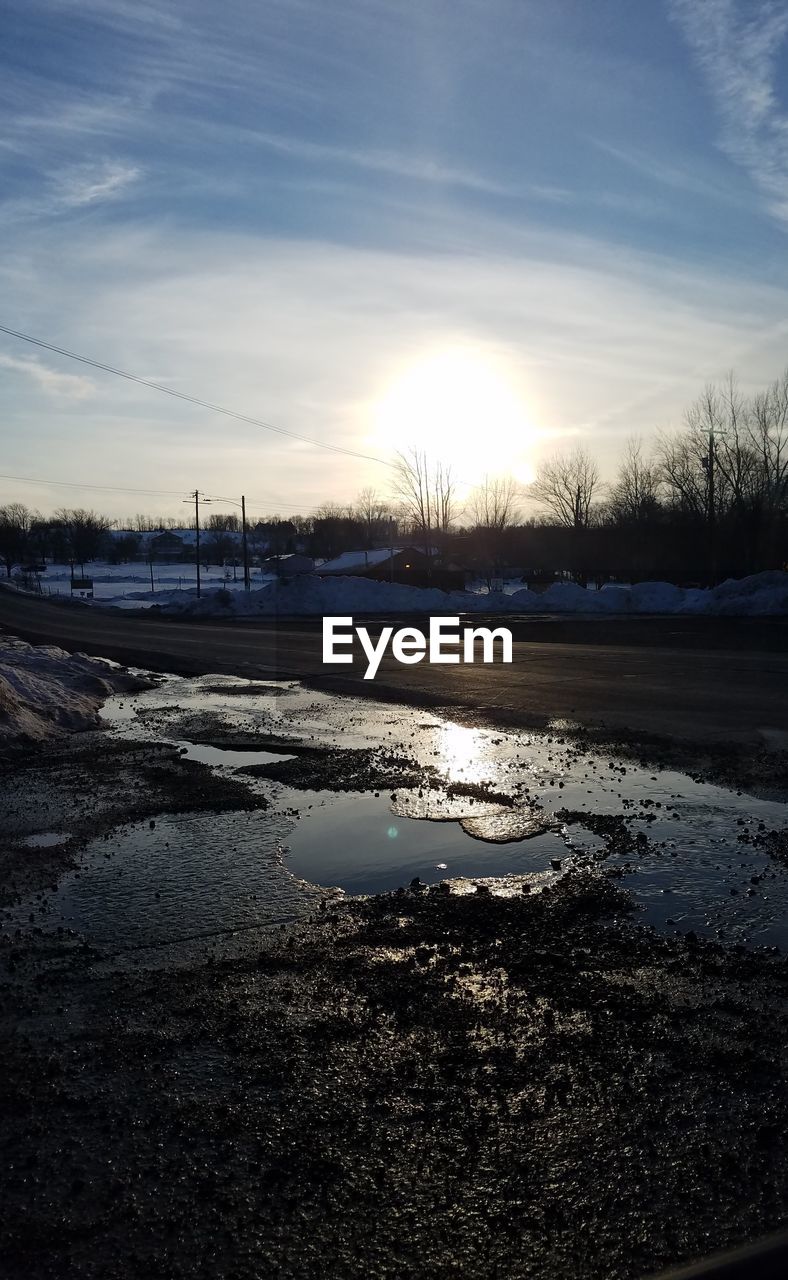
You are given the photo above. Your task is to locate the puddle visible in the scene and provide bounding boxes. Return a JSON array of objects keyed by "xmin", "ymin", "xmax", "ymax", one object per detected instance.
[
  {"xmin": 8, "ymin": 671, "xmax": 785, "ymax": 952},
  {"xmin": 4, "ymin": 811, "xmax": 324, "ymax": 950},
  {"xmin": 177, "ymin": 742, "xmax": 294, "ymax": 769},
  {"xmin": 100, "ymin": 678, "xmax": 295, "ymax": 770},
  {"xmin": 281, "ymin": 792, "xmax": 567, "ymax": 896}
]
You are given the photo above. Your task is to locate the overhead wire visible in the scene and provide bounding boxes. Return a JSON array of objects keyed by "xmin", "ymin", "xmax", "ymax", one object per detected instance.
[
  {"xmin": 0, "ymin": 323, "xmax": 478, "ymax": 502},
  {"xmin": 0, "ymin": 323, "xmax": 394, "ymax": 468},
  {"xmin": 0, "ymin": 472, "xmax": 318, "ymax": 513}
]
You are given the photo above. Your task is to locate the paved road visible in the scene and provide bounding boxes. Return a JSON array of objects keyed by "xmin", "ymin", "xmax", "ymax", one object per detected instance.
[{"xmin": 1, "ymin": 587, "xmax": 787, "ymax": 745}]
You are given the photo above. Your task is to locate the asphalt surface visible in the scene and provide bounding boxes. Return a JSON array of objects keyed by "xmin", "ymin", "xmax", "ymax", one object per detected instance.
[{"xmin": 1, "ymin": 586, "xmax": 787, "ymax": 744}]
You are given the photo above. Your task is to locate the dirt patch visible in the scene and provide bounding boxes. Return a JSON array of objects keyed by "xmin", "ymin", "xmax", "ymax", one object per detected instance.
[
  {"xmin": 2, "ymin": 872, "xmax": 788, "ymax": 1278},
  {"xmin": 750, "ymin": 825, "xmax": 788, "ymax": 867},
  {"xmin": 239, "ymin": 744, "xmax": 520, "ymax": 810},
  {"xmin": 557, "ymin": 809, "xmax": 654, "ymax": 857},
  {"xmin": 239, "ymin": 745, "xmax": 428, "ymax": 791},
  {"xmin": 518, "ymin": 722, "xmax": 788, "ymax": 802}
]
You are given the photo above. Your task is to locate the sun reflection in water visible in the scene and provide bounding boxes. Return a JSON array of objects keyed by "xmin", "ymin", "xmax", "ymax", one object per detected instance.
[{"xmin": 434, "ymin": 723, "xmax": 493, "ymax": 785}]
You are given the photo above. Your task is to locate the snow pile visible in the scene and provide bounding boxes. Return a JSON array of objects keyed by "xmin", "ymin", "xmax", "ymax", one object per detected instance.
[
  {"xmin": 160, "ymin": 569, "xmax": 788, "ymax": 618},
  {"xmin": 170, "ymin": 575, "xmax": 471, "ymax": 617},
  {"xmin": 695, "ymin": 570, "xmax": 788, "ymax": 616},
  {"xmin": 0, "ymin": 637, "xmax": 149, "ymax": 747},
  {"xmin": 627, "ymin": 581, "xmax": 685, "ymax": 613},
  {"xmin": 24, "ymin": 558, "xmax": 787, "ymax": 616},
  {"xmin": 318, "ymin": 548, "xmax": 401, "ymax": 574}
]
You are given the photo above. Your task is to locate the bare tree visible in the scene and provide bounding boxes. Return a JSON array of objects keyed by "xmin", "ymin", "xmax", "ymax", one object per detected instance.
[
  {"xmin": 313, "ymin": 501, "xmax": 348, "ymax": 521},
  {"xmin": 207, "ymin": 512, "xmax": 240, "ymax": 533},
  {"xmin": 749, "ymin": 369, "xmax": 788, "ymax": 521},
  {"xmin": 662, "ymin": 377, "xmax": 752, "ymax": 524},
  {"xmin": 466, "ymin": 474, "xmax": 521, "ymax": 530},
  {"xmin": 465, "ymin": 475, "xmax": 521, "ymax": 588},
  {"xmin": 655, "ymin": 427, "xmax": 708, "ymax": 520},
  {"xmin": 53, "ymin": 508, "xmax": 111, "ymax": 574},
  {"xmin": 355, "ymin": 487, "xmax": 391, "ymax": 545},
  {"xmin": 391, "ymin": 449, "xmax": 456, "ymax": 553},
  {"xmin": 530, "ymin": 446, "xmax": 600, "ymax": 529},
  {"xmin": 658, "ymin": 377, "xmax": 758, "ymax": 525},
  {"xmin": 608, "ymin": 439, "xmax": 661, "ymax": 524},
  {"xmin": 707, "ymin": 374, "xmax": 759, "ymax": 518},
  {"xmin": 392, "ymin": 450, "xmax": 432, "ymax": 548},
  {"xmin": 0, "ymin": 502, "xmax": 35, "ymax": 576}
]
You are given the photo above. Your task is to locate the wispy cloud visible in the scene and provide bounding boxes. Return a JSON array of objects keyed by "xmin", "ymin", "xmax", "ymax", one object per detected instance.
[
  {"xmin": 228, "ymin": 126, "xmax": 675, "ymax": 215},
  {"xmin": 4, "ymin": 220, "xmax": 788, "ymax": 515},
  {"xmin": 590, "ymin": 137, "xmax": 749, "ymax": 207},
  {"xmin": 240, "ymin": 128, "xmax": 514, "ymax": 195},
  {"xmin": 50, "ymin": 160, "xmax": 141, "ymax": 208},
  {"xmin": 48, "ymin": 0, "xmax": 184, "ymax": 35},
  {"xmin": 671, "ymin": 0, "xmax": 788, "ymax": 223},
  {"xmin": 0, "ymin": 353, "xmax": 96, "ymax": 399},
  {"xmin": 0, "ymin": 159, "xmax": 141, "ymax": 226}
]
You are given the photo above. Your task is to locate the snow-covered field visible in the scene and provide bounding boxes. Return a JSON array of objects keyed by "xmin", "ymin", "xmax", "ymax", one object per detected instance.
[
  {"xmin": 0, "ymin": 637, "xmax": 149, "ymax": 746},
  {"xmin": 8, "ymin": 561, "xmax": 788, "ymax": 616},
  {"xmin": 23, "ymin": 561, "xmax": 275, "ymax": 607}
]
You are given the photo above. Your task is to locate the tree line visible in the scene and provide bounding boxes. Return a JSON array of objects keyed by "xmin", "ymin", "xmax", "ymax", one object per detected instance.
[{"xmin": 1, "ymin": 370, "xmax": 786, "ymax": 585}]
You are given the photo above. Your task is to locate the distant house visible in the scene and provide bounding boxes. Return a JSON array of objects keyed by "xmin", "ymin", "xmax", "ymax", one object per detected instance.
[
  {"xmin": 316, "ymin": 547, "xmax": 465, "ymax": 591},
  {"xmin": 264, "ymin": 553, "xmax": 315, "ymax": 576},
  {"xmin": 316, "ymin": 548, "xmax": 406, "ymax": 576},
  {"xmin": 149, "ymin": 531, "xmax": 185, "ymax": 560}
]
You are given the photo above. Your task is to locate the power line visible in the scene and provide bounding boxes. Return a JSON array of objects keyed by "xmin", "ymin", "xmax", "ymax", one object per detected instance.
[
  {"xmin": 0, "ymin": 471, "xmax": 318, "ymax": 512},
  {"xmin": 205, "ymin": 491, "xmax": 307, "ymax": 512},
  {"xmin": 0, "ymin": 472, "xmax": 187, "ymax": 498},
  {"xmin": 0, "ymin": 323, "xmax": 394, "ymax": 468},
  {"xmin": 0, "ymin": 470, "xmax": 348, "ymax": 514}
]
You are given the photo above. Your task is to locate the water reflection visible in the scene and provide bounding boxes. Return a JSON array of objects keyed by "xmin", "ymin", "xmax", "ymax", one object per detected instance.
[
  {"xmin": 86, "ymin": 674, "xmax": 788, "ymax": 950},
  {"xmin": 282, "ymin": 793, "xmax": 565, "ymax": 896},
  {"xmin": 432, "ymin": 722, "xmax": 494, "ymax": 785}
]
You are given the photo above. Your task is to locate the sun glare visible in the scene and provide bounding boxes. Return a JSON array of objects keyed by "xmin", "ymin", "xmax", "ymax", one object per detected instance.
[{"xmin": 372, "ymin": 347, "xmax": 538, "ymax": 485}]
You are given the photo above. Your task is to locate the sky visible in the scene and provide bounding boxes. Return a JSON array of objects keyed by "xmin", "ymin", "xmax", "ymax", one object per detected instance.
[{"xmin": 4, "ymin": 0, "xmax": 788, "ymax": 521}]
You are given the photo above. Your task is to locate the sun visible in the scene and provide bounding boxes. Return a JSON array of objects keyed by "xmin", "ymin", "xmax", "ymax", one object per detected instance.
[{"xmin": 371, "ymin": 346, "xmax": 538, "ymax": 486}]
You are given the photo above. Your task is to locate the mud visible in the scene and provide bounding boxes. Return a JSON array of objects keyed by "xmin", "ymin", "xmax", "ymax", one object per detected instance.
[
  {"xmin": 239, "ymin": 745, "xmax": 427, "ymax": 792},
  {"xmin": 2, "ymin": 665, "xmax": 788, "ymax": 1277},
  {"xmin": 2, "ymin": 873, "xmax": 788, "ymax": 1279}
]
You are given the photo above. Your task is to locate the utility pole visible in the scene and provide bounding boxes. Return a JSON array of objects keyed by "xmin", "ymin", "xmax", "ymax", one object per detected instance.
[
  {"xmin": 708, "ymin": 425, "xmax": 716, "ymax": 586},
  {"xmin": 702, "ymin": 429, "xmax": 717, "ymax": 586},
  {"xmin": 185, "ymin": 490, "xmax": 211, "ymax": 598},
  {"xmin": 241, "ymin": 494, "xmax": 250, "ymax": 590},
  {"xmin": 198, "ymin": 492, "xmax": 248, "ymax": 591},
  {"xmin": 195, "ymin": 490, "xmax": 201, "ymax": 598}
]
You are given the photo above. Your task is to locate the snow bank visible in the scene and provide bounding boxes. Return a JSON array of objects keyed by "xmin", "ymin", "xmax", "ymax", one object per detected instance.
[
  {"xmin": 0, "ymin": 637, "xmax": 149, "ymax": 748},
  {"xmin": 159, "ymin": 569, "xmax": 788, "ymax": 619}
]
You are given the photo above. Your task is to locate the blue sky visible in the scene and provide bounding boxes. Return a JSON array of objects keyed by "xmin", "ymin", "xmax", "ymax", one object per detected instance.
[{"xmin": 3, "ymin": 0, "xmax": 788, "ymax": 518}]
